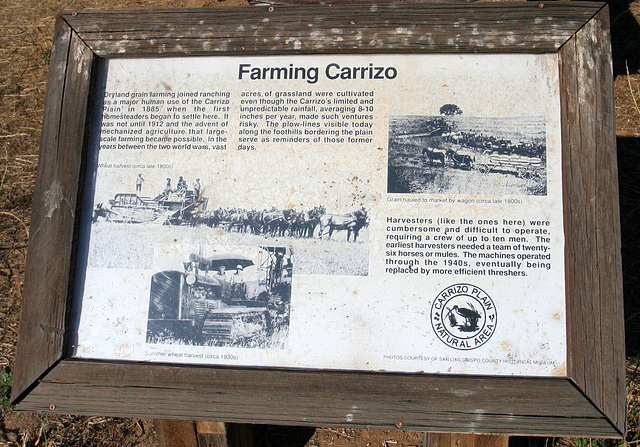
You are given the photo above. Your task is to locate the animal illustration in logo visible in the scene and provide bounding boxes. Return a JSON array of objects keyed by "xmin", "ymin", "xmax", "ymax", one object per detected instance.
[
  {"xmin": 430, "ymin": 283, "xmax": 497, "ymax": 350},
  {"xmin": 446, "ymin": 303, "xmax": 482, "ymax": 332}
]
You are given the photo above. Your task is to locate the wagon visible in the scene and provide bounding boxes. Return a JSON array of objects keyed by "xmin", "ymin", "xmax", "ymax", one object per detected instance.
[
  {"xmin": 105, "ymin": 193, "xmax": 169, "ymax": 223},
  {"xmin": 474, "ymin": 151, "xmax": 542, "ymax": 178},
  {"xmin": 100, "ymin": 187, "xmax": 208, "ymax": 224}
]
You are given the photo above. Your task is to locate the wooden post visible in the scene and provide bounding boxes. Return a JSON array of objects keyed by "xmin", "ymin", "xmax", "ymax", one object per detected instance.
[
  {"xmin": 154, "ymin": 420, "xmax": 198, "ymax": 447},
  {"xmin": 426, "ymin": 433, "xmax": 509, "ymax": 447},
  {"xmin": 195, "ymin": 421, "xmax": 229, "ymax": 447},
  {"xmin": 155, "ymin": 420, "xmax": 256, "ymax": 447}
]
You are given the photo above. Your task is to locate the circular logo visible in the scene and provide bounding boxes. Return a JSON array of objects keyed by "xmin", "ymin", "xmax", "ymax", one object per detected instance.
[{"xmin": 430, "ymin": 283, "xmax": 497, "ymax": 350}]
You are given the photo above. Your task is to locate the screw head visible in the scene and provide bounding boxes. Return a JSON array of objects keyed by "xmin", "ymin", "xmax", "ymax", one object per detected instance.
[
  {"xmin": 537, "ymin": 2, "xmax": 544, "ymax": 8},
  {"xmin": 395, "ymin": 421, "xmax": 403, "ymax": 429},
  {"xmin": 49, "ymin": 404, "xmax": 56, "ymax": 410}
]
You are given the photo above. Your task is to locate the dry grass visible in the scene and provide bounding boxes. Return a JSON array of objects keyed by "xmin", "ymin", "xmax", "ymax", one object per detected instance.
[
  {"xmin": 613, "ymin": 0, "xmax": 640, "ymax": 136},
  {"xmin": 1, "ymin": 0, "xmax": 640, "ymax": 445}
]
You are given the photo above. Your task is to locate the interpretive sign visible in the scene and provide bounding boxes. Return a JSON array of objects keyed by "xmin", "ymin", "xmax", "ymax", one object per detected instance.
[
  {"xmin": 77, "ymin": 53, "xmax": 565, "ymax": 375},
  {"xmin": 12, "ymin": 3, "xmax": 625, "ymax": 439}
]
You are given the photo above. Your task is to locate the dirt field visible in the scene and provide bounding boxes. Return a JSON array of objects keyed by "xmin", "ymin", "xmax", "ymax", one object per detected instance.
[{"xmin": 1, "ymin": 0, "xmax": 639, "ymax": 445}]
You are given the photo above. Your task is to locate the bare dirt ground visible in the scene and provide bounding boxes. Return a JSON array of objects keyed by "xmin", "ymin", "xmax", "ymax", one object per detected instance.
[{"xmin": 1, "ymin": 0, "xmax": 639, "ymax": 445}]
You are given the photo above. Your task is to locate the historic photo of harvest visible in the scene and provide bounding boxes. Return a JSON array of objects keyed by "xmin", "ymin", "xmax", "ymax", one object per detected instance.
[
  {"xmin": 387, "ymin": 111, "xmax": 547, "ymax": 196},
  {"xmin": 146, "ymin": 246, "xmax": 292, "ymax": 349},
  {"xmin": 89, "ymin": 174, "xmax": 370, "ymax": 277}
]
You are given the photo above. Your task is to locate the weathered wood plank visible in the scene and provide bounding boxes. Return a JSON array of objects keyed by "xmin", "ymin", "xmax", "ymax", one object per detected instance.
[
  {"xmin": 58, "ymin": 3, "xmax": 605, "ymax": 57},
  {"xmin": 34, "ymin": 361, "xmax": 602, "ymax": 416},
  {"xmin": 597, "ymin": 8, "xmax": 625, "ymax": 432},
  {"xmin": 559, "ymin": 27, "xmax": 586, "ymax": 432},
  {"xmin": 11, "ymin": 16, "xmax": 72, "ymax": 402},
  {"xmin": 13, "ymin": 360, "xmax": 621, "ymax": 437},
  {"xmin": 560, "ymin": 4, "xmax": 625, "ymax": 436},
  {"xmin": 11, "ymin": 22, "xmax": 95, "ymax": 402},
  {"xmin": 581, "ymin": 6, "xmax": 625, "ymax": 432}
]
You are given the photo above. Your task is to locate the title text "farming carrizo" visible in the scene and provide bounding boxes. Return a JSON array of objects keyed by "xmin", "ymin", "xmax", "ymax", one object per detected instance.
[{"xmin": 238, "ymin": 63, "xmax": 398, "ymax": 84}]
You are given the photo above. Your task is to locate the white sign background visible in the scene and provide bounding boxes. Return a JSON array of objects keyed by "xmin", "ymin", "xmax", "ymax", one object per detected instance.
[{"xmin": 73, "ymin": 54, "xmax": 566, "ymax": 377}]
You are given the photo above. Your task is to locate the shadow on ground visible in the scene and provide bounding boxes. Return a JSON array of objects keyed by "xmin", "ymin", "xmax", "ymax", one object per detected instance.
[
  {"xmin": 610, "ymin": 0, "xmax": 640, "ymax": 77},
  {"xmin": 228, "ymin": 424, "xmax": 316, "ymax": 447},
  {"xmin": 618, "ymin": 137, "xmax": 640, "ymax": 355}
]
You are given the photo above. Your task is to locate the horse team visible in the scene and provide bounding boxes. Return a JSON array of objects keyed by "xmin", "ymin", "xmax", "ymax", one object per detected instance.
[
  {"xmin": 194, "ymin": 206, "xmax": 368, "ymax": 242},
  {"xmin": 421, "ymin": 131, "xmax": 545, "ymax": 171},
  {"xmin": 422, "ymin": 146, "xmax": 474, "ymax": 169}
]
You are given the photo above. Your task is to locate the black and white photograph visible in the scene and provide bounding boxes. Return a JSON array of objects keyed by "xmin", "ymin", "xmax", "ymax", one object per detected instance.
[
  {"xmin": 146, "ymin": 246, "xmax": 292, "ymax": 348},
  {"xmin": 387, "ymin": 110, "xmax": 548, "ymax": 196},
  {"xmin": 89, "ymin": 174, "xmax": 370, "ymax": 276},
  {"xmin": 92, "ymin": 173, "xmax": 207, "ymax": 225}
]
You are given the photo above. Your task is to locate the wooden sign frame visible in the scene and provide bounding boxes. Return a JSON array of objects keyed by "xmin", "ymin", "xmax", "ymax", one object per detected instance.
[{"xmin": 12, "ymin": 2, "xmax": 625, "ymax": 438}]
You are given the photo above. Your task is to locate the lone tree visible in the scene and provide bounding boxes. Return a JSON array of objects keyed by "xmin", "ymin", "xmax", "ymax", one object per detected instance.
[{"xmin": 439, "ymin": 104, "xmax": 463, "ymax": 116}]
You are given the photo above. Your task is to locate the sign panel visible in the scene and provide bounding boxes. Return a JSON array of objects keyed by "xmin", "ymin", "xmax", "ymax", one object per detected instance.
[{"xmin": 74, "ymin": 53, "xmax": 565, "ymax": 376}]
